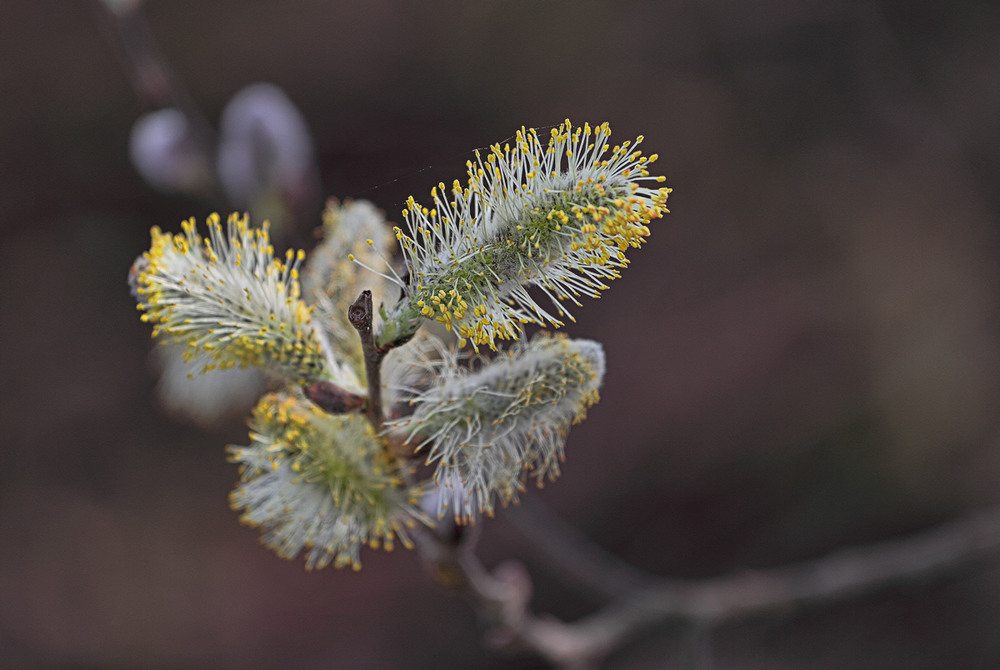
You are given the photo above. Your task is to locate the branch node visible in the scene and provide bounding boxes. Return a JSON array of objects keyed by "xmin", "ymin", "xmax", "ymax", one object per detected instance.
[{"xmin": 303, "ymin": 381, "xmax": 366, "ymax": 414}]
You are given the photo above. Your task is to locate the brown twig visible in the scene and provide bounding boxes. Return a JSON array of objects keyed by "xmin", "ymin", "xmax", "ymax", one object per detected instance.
[
  {"xmin": 303, "ymin": 380, "xmax": 366, "ymax": 414},
  {"xmin": 418, "ymin": 503, "xmax": 1000, "ymax": 668},
  {"xmin": 348, "ymin": 291, "xmax": 384, "ymax": 429}
]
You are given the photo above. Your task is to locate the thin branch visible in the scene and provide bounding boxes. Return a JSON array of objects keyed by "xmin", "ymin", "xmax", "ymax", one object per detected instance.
[
  {"xmin": 96, "ymin": 0, "xmax": 224, "ymax": 201},
  {"xmin": 630, "ymin": 503, "xmax": 1000, "ymax": 623},
  {"xmin": 419, "ymin": 503, "xmax": 1000, "ymax": 668},
  {"xmin": 505, "ymin": 497, "xmax": 654, "ymax": 599},
  {"xmin": 303, "ymin": 380, "xmax": 366, "ymax": 414},
  {"xmin": 348, "ymin": 291, "xmax": 383, "ymax": 429},
  {"xmin": 98, "ymin": 2, "xmax": 217, "ymax": 157}
]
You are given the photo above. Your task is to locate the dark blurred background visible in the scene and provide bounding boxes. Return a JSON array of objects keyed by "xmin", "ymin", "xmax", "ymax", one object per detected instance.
[{"xmin": 3, "ymin": 1, "xmax": 1000, "ymax": 668}]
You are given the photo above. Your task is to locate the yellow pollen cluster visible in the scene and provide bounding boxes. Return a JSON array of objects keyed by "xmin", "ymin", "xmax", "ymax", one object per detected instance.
[{"xmin": 391, "ymin": 119, "xmax": 671, "ymax": 349}]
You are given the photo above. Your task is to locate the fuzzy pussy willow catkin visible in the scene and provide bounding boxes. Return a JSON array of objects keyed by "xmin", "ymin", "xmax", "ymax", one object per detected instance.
[
  {"xmin": 134, "ymin": 213, "xmax": 335, "ymax": 382},
  {"xmin": 228, "ymin": 392, "xmax": 425, "ymax": 570},
  {"xmin": 387, "ymin": 333, "xmax": 605, "ymax": 521},
  {"xmin": 384, "ymin": 119, "xmax": 670, "ymax": 350}
]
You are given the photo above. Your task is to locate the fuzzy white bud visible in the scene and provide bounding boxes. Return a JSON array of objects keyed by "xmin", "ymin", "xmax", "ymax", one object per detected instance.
[{"xmin": 387, "ymin": 332, "xmax": 605, "ymax": 521}]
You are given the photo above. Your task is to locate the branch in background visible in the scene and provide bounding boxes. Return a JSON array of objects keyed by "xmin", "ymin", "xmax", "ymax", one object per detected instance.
[
  {"xmin": 418, "ymin": 503, "xmax": 1000, "ymax": 668},
  {"xmin": 97, "ymin": 0, "xmax": 224, "ymax": 203},
  {"xmin": 98, "ymin": 1, "xmax": 216, "ymax": 137},
  {"xmin": 505, "ymin": 498, "xmax": 655, "ymax": 600}
]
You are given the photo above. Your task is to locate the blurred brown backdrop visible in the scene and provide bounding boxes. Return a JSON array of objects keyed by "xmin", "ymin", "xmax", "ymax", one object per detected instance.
[{"xmin": 2, "ymin": 1, "xmax": 1000, "ymax": 668}]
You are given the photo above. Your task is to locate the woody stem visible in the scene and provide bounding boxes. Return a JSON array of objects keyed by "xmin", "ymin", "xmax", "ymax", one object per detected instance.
[{"xmin": 349, "ymin": 291, "xmax": 384, "ymax": 429}]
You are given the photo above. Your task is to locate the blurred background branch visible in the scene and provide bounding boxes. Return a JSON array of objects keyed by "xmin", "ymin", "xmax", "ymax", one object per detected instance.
[
  {"xmin": 98, "ymin": 0, "xmax": 221, "ymax": 201},
  {"xmin": 424, "ymin": 499, "xmax": 1000, "ymax": 668}
]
